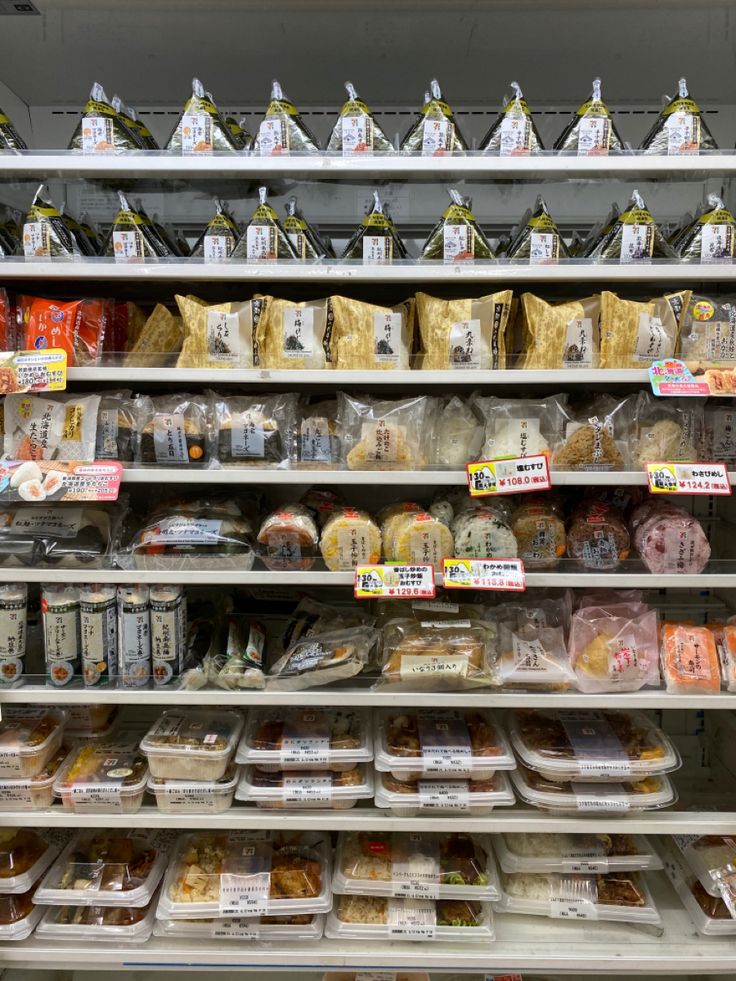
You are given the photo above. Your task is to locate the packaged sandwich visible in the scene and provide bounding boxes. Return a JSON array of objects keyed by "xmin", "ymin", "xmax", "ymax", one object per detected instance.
[
  {"xmin": 268, "ymin": 625, "xmax": 379, "ymax": 690},
  {"xmin": 326, "ymin": 82, "xmax": 394, "ymax": 155},
  {"xmin": 420, "ymin": 190, "xmax": 494, "ymax": 262},
  {"xmin": 416, "ymin": 291, "xmax": 512, "ymax": 370},
  {"xmin": 480, "ymin": 81, "xmax": 543, "ymax": 155}
]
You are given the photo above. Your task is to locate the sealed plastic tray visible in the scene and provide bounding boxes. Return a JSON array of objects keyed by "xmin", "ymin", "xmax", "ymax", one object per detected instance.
[
  {"xmin": 0, "ymin": 744, "xmax": 69, "ymax": 811},
  {"xmin": 141, "ymin": 708, "xmax": 244, "ymax": 781},
  {"xmin": 0, "ymin": 505, "xmax": 114, "ymax": 569},
  {"xmin": 493, "ymin": 832, "xmax": 663, "ymax": 874},
  {"xmin": 147, "ymin": 763, "xmax": 239, "ymax": 814},
  {"xmin": 660, "ymin": 838, "xmax": 736, "ymax": 937},
  {"xmin": 0, "ymin": 887, "xmax": 43, "ymax": 941},
  {"xmin": 495, "ymin": 869, "xmax": 662, "ymax": 926},
  {"xmin": 325, "ymin": 895, "xmax": 495, "ymax": 942},
  {"xmin": 236, "ymin": 764, "xmax": 373, "ymax": 810},
  {"xmin": 35, "ymin": 894, "xmax": 157, "ymax": 943},
  {"xmin": 65, "ymin": 704, "xmax": 119, "ymax": 739},
  {"xmin": 332, "ymin": 832, "xmax": 501, "ymax": 901},
  {"xmin": 511, "ymin": 763, "xmax": 676, "ymax": 814},
  {"xmin": 374, "ymin": 708, "xmax": 515, "ymax": 780},
  {"xmin": 0, "ymin": 708, "xmax": 67, "ymax": 779},
  {"xmin": 153, "ymin": 913, "xmax": 325, "ymax": 941},
  {"xmin": 671, "ymin": 834, "xmax": 736, "ymax": 899},
  {"xmin": 237, "ymin": 707, "xmax": 372, "ymax": 773},
  {"xmin": 34, "ymin": 832, "xmax": 166, "ymax": 908},
  {"xmin": 157, "ymin": 831, "xmax": 332, "ymax": 920},
  {"xmin": 0, "ymin": 830, "xmax": 59, "ymax": 895},
  {"xmin": 509, "ymin": 708, "xmax": 680, "ymax": 782},
  {"xmin": 53, "ymin": 738, "xmax": 148, "ymax": 813},
  {"xmin": 374, "ymin": 769, "xmax": 515, "ymax": 817}
]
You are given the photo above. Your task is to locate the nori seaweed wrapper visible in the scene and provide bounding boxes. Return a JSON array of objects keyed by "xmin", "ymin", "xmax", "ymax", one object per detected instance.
[
  {"xmin": 401, "ymin": 79, "xmax": 468, "ymax": 154},
  {"xmin": 587, "ymin": 189, "xmax": 675, "ymax": 262},
  {"xmin": 553, "ymin": 78, "xmax": 624, "ymax": 155},
  {"xmin": 252, "ymin": 80, "xmax": 321, "ymax": 155},
  {"xmin": 190, "ymin": 200, "xmax": 239, "ymax": 260},
  {"xmin": 341, "ymin": 190, "xmax": 408, "ymax": 262},
  {"xmin": 79, "ymin": 212, "xmax": 103, "ymax": 253},
  {"xmin": 580, "ymin": 202, "xmax": 620, "ymax": 258},
  {"xmin": 640, "ymin": 78, "xmax": 718, "ymax": 155},
  {"xmin": 104, "ymin": 191, "xmax": 172, "ymax": 259},
  {"xmin": 60, "ymin": 204, "xmax": 99, "ymax": 256},
  {"xmin": 224, "ymin": 116, "xmax": 252, "ymax": 151},
  {"xmin": 67, "ymin": 83, "xmax": 140, "ymax": 153},
  {"xmin": 480, "ymin": 82, "xmax": 544, "ymax": 156},
  {"xmin": 283, "ymin": 197, "xmax": 327, "ymax": 259},
  {"xmin": 421, "ymin": 188, "xmax": 495, "ymax": 260},
  {"xmin": 112, "ymin": 96, "xmax": 159, "ymax": 149},
  {"xmin": 676, "ymin": 193, "xmax": 735, "ymax": 262},
  {"xmin": 0, "ymin": 105, "xmax": 27, "ymax": 151},
  {"xmin": 165, "ymin": 78, "xmax": 239, "ymax": 153},
  {"xmin": 326, "ymin": 81, "xmax": 394, "ymax": 155},
  {"xmin": 232, "ymin": 186, "xmax": 298, "ymax": 261},
  {"xmin": 506, "ymin": 195, "xmax": 568, "ymax": 262},
  {"xmin": 22, "ymin": 184, "xmax": 80, "ymax": 259}
]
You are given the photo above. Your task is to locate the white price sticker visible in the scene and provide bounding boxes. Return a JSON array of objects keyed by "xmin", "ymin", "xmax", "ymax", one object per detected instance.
[
  {"xmin": 219, "ymin": 872, "xmax": 271, "ymax": 916},
  {"xmin": 210, "ymin": 918, "xmax": 260, "ymax": 939},
  {"xmin": 443, "ymin": 557, "xmax": 526, "ymax": 592},
  {"xmin": 577, "ymin": 116, "xmax": 610, "ymax": 156},
  {"xmin": 282, "ymin": 773, "xmax": 332, "ymax": 803},
  {"xmin": 204, "ymin": 235, "xmax": 232, "ymax": 262},
  {"xmin": 499, "ymin": 115, "xmax": 531, "ymax": 156},
  {"xmin": 701, "ymin": 224, "xmax": 733, "ymax": 263},
  {"xmin": 280, "ymin": 735, "xmax": 330, "ymax": 767},
  {"xmin": 355, "ymin": 564, "xmax": 435, "ymax": 599},
  {"xmin": 258, "ymin": 118, "xmax": 288, "ymax": 155},
  {"xmin": 549, "ymin": 896, "xmax": 598, "ymax": 919},
  {"xmin": 529, "ymin": 232, "xmax": 559, "ymax": 264},
  {"xmin": 373, "ymin": 312, "xmax": 402, "ymax": 364},
  {"xmin": 620, "ymin": 223, "xmax": 653, "ymax": 263},
  {"xmin": 246, "ymin": 224, "xmax": 277, "ymax": 261},
  {"xmin": 666, "ymin": 111, "xmax": 698, "ymax": 155},
  {"xmin": 416, "ymin": 780, "xmax": 470, "ymax": 810},
  {"xmin": 181, "ymin": 113, "xmax": 213, "ymax": 154},
  {"xmin": 161, "ymin": 789, "xmax": 218, "ymax": 811},
  {"xmin": 399, "ymin": 654, "xmax": 469, "ymax": 681},
  {"xmin": 647, "ymin": 461, "xmax": 731, "ymax": 496},
  {"xmin": 387, "ymin": 897, "xmax": 437, "ymax": 939},
  {"xmin": 362, "ymin": 235, "xmax": 391, "ymax": 263},
  {"xmin": 82, "ymin": 116, "xmax": 114, "ymax": 154},
  {"xmin": 443, "ymin": 224, "xmax": 473, "ymax": 263}
]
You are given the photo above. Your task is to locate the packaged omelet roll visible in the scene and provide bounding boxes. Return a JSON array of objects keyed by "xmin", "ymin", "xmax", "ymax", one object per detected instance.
[
  {"xmin": 331, "ymin": 296, "xmax": 414, "ymax": 370},
  {"xmin": 326, "ymin": 81, "xmax": 394, "ymax": 155},
  {"xmin": 679, "ymin": 294, "xmax": 736, "ymax": 364},
  {"xmin": 320, "ymin": 507, "xmax": 382, "ymax": 571},
  {"xmin": 416, "ymin": 291, "xmax": 512, "ymax": 369},
  {"xmin": 480, "ymin": 81, "xmax": 544, "ymax": 156},
  {"xmin": 175, "ymin": 294, "xmax": 267, "ymax": 368},
  {"xmin": 112, "ymin": 96, "xmax": 159, "ymax": 149},
  {"xmin": 421, "ymin": 189, "xmax": 494, "ymax": 262},
  {"xmin": 401, "ymin": 79, "xmax": 468, "ymax": 154},
  {"xmin": 105, "ymin": 191, "xmax": 172, "ymax": 260},
  {"xmin": 341, "ymin": 191, "xmax": 407, "ymax": 263},
  {"xmin": 67, "ymin": 82, "xmax": 140, "ymax": 152},
  {"xmin": 124, "ymin": 304, "xmax": 184, "ymax": 367},
  {"xmin": 599, "ymin": 289, "xmax": 691, "ymax": 368},
  {"xmin": 640, "ymin": 78, "xmax": 718, "ymax": 155},
  {"xmin": 676, "ymin": 194, "xmax": 735, "ymax": 263},
  {"xmin": 283, "ymin": 197, "xmax": 327, "ymax": 259},
  {"xmin": 232, "ymin": 187, "xmax": 298, "ymax": 262},
  {"xmin": 0, "ymin": 104, "xmax": 27, "ymax": 151},
  {"xmin": 253, "ymin": 79, "xmax": 321, "ymax": 155},
  {"xmin": 519, "ymin": 294, "xmax": 601, "ymax": 369},
  {"xmin": 588, "ymin": 189, "xmax": 674, "ymax": 262},
  {"xmin": 189, "ymin": 200, "xmax": 239, "ymax": 261},
  {"xmin": 506, "ymin": 196, "xmax": 568, "ymax": 263},
  {"xmin": 22, "ymin": 185, "xmax": 79, "ymax": 259},
  {"xmin": 256, "ymin": 298, "xmax": 332, "ymax": 369},
  {"xmin": 165, "ymin": 78, "xmax": 238, "ymax": 153},
  {"xmin": 553, "ymin": 78, "xmax": 624, "ymax": 155}
]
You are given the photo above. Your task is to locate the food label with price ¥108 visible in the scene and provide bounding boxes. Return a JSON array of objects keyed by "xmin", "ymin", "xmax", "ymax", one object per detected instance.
[{"xmin": 466, "ymin": 454, "xmax": 550, "ymax": 496}]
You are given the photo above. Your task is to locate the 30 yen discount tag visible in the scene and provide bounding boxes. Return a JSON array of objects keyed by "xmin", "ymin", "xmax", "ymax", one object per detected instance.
[
  {"xmin": 467, "ymin": 455, "xmax": 550, "ymax": 496},
  {"xmin": 647, "ymin": 462, "xmax": 731, "ymax": 496},
  {"xmin": 443, "ymin": 558, "xmax": 526, "ymax": 592},
  {"xmin": 354, "ymin": 564, "xmax": 435, "ymax": 599}
]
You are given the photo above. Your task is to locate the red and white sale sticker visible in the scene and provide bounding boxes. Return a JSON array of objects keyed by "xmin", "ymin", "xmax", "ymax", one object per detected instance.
[
  {"xmin": 443, "ymin": 558, "xmax": 526, "ymax": 591},
  {"xmin": 354, "ymin": 564, "xmax": 435, "ymax": 599},
  {"xmin": 647, "ymin": 462, "xmax": 731, "ymax": 496},
  {"xmin": 466, "ymin": 455, "xmax": 550, "ymax": 497}
]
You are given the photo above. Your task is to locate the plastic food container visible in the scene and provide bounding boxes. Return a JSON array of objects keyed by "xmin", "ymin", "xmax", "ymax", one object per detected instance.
[
  {"xmin": 35, "ymin": 832, "xmax": 166, "ymax": 908},
  {"xmin": 493, "ymin": 832, "xmax": 663, "ymax": 874},
  {"xmin": 660, "ymin": 838, "xmax": 736, "ymax": 937},
  {"xmin": 0, "ymin": 708, "xmax": 67, "ymax": 779},
  {"xmin": 147, "ymin": 763, "xmax": 239, "ymax": 813},
  {"xmin": 0, "ymin": 744, "xmax": 70, "ymax": 811},
  {"xmin": 237, "ymin": 707, "xmax": 372, "ymax": 773},
  {"xmin": 511, "ymin": 764, "xmax": 676, "ymax": 814},
  {"xmin": 325, "ymin": 895, "xmax": 495, "ymax": 942},
  {"xmin": 35, "ymin": 894, "xmax": 157, "ymax": 943},
  {"xmin": 374, "ymin": 708, "xmax": 515, "ymax": 781},
  {"xmin": 236, "ymin": 764, "xmax": 373, "ymax": 810},
  {"xmin": 153, "ymin": 913, "xmax": 325, "ymax": 941},
  {"xmin": 671, "ymin": 834, "xmax": 736, "ymax": 898},
  {"xmin": 495, "ymin": 869, "xmax": 662, "ymax": 926},
  {"xmin": 509, "ymin": 708, "xmax": 680, "ymax": 782},
  {"xmin": 0, "ymin": 886, "xmax": 43, "ymax": 941},
  {"xmin": 324, "ymin": 975, "xmax": 428, "ymax": 981},
  {"xmin": 332, "ymin": 832, "xmax": 501, "ymax": 901},
  {"xmin": 141, "ymin": 708, "xmax": 244, "ymax": 781},
  {"xmin": 65, "ymin": 704, "xmax": 119, "ymax": 739},
  {"xmin": 0, "ymin": 830, "xmax": 59, "ymax": 895},
  {"xmin": 53, "ymin": 738, "xmax": 148, "ymax": 814},
  {"xmin": 375, "ymin": 769, "xmax": 515, "ymax": 817},
  {"xmin": 156, "ymin": 831, "xmax": 332, "ymax": 920}
]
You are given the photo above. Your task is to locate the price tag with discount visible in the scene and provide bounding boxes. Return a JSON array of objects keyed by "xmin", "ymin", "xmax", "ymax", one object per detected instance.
[
  {"xmin": 649, "ymin": 359, "xmax": 712, "ymax": 396},
  {"xmin": 355, "ymin": 564, "xmax": 435, "ymax": 599},
  {"xmin": 466, "ymin": 455, "xmax": 551, "ymax": 496},
  {"xmin": 647, "ymin": 462, "xmax": 731, "ymax": 496},
  {"xmin": 443, "ymin": 558, "xmax": 526, "ymax": 592},
  {"xmin": 219, "ymin": 872, "xmax": 271, "ymax": 917}
]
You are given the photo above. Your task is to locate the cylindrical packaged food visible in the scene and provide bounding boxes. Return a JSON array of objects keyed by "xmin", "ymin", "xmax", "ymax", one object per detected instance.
[
  {"xmin": 150, "ymin": 586, "xmax": 186, "ymax": 688},
  {"xmin": 511, "ymin": 498, "xmax": 566, "ymax": 569},
  {"xmin": 79, "ymin": 585, "xmax": 118, "ymax": 688},
  {"xmin": 257, "ymin": 504, "xmax": 320, "ymax": 571},
  {"xmin": 319, "ymin": 507, "xmax": 382, "ymax": 571},
  {"xmin": 42, "ymin": 586, "xmax": 81, "ymax": 688},
  {"xmin": 0, "ymin": 585, "xmax": 27, "ymax": 688},
  {"xmin": 566, "ymin": 500, "xmax": 631, "ymax": 570},
  {"xmin": 631, "ymin": 501, "xmax": 711, "ymax": 575},
  {"xmin": 117, "ymin": 585, "xmax": 151, "ymax": 688}
]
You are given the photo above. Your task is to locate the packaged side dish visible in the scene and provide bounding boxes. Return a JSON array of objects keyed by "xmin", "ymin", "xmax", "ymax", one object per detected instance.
[
  {"xmin": 0, "ymin": 745, "xmax": 69, "ymax": 811},
  {"xmin": 153, "ymin": 912, "xmax": 325, "ymax": 941},
  {"xmin": 236, "ymin": 764, "xmax": 373, "ymax": 810},
  {"xmin": 494, "ymin": 832, "xmax": 663, "ymax": 874},
  {"xmin": 0, "ymin": 708, "xmax": 66, "ymax": 779},
  {"xmin": 671, "ymin": 834, "xmax": 736, "ymax": 899},
  {"xmin": 53, "ymin": 737, "xmax": 148, "ymax": 813},
  {"xmin": 511, "ymin": 763, "xmax": 676, "ymax": 814},
  {"xmin": 374, "ymin": 769, "xmax": 515, "ymax": 816},
  {"xmin": 140, "ymin": 708, "xmax": 244, "ymax": 781},
  {"xmin": 326, "ymin": 895, "xmax": 494, "ymax": 942},
  {"xmin": 0, "ymin": 830, "xmax": 60, "ymax": 895},
  {"xmin": 35, "ymin": 895, "xmax": 157, "ymax": 943},
  {"xmin": 147, "ymin": 763, "xmax": 239, "ymax": 814},
  {"xmin": 0, "ymin": 886, "xmax": 44, "ymax": 941},
  {"xmin": 660, "ymin": 838, "xmax": 736, "ymax": 937},
  {"xmin": 237, "ymin": 708, "xmax": 372, "ymax": 772}
]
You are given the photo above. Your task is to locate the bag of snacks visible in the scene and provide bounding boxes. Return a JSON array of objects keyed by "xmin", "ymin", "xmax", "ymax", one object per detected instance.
[
  {"xmin": 566, "ymin": 499, "xmax": 630, "ymax": 570},
  {"xmin": 552, "ymin": 395, "xmax": 634, "ymax": 471},
  {"xmin": 553, "ymin": 78, "xmax": 624, "ymax": 155},
  {"xmin": 640, "ymin": 77, "xmax": 717, "ymax": 155},
  {"xmin": 518, "ymin": 294, "xmax": 601, "ymax": 369},
  {"xmin": 3, "ymin": 393, "xmax": 100, "ymax": 462},
  {"xmin": 631, "ymin": 391, "xmax": 703, "ymax": 468},
  {"xmin": 331, "ymin": 296, "xmax": 414, "ymax": 370},
  {"xmin": 175, "ymin": 295, "xmax": 266, "ymax": 369},
  {"xmin": 378, "ymin": 619, "xmax": 498, "ymax": 690},
  {"xmin": 420, "ymin": 189, "xmax": 494, "ymax": 261},
  {"xmin": 401, "ymin": 79, "xmax": 468, "ymax": 154},
  {"xmin": 326, "ymin": 81, "xmax": 394, "ymax": 155},
  {"xmin": 257, "ymin": 503, "xmax": 320, "ymax": 571},
  {"xmin": 474, "ymin": 394, "xmax": 566, "ymax": 461},
  {"xmin": 23, "ymin": 185, "xmax": 79, "ymax": 260},
  {"xmin": 599, "ymin": 289, "xmax": 691, "ymax": 368},
  {"xmin": 338, "ymin": 393, "xmax": 434, "ymax": 470},
  {"xmin": 256, "ymin": 297, "xmax": 332, "ymax": 369},
  {"xmin": 680, "ymin": 295, "xmax": 736, "ymax": 365},
  {"xmin": 341, "ymin": 191, "xmax": 408, "ymax": 262},
  {"xmin": 511, "ymin": 496, "xmax": 566, "ymax": 569},
  {"xmin": 320, "ymin": 507, "xmax": 382, "ymax": 571},
  {"xmin": 378, "ymin": 502, "xmax": 453, "ymax": 572},
  {"xmin": 123, "ymin": 304, "xmax": 184, "ymax": 367},
  {"xmin": 268, "ymin": 625, "xmax": 380, "ymax": 690},
  {"xmin": 570, "ymin": 602, "xmax": 659, "ymax": 693},
  {"xmin": 212, "ymin": 392, "xmax": 298, "ymax": 468},
  {"xmin": 17, "ymin": 294, "xmax": 109, "ymax": 367},
  {"xmin": 297, "ymin": 399, "xmax": 341, "ymax": 469},
  {"xmin": 165, "ymin": 78, "xmax": 238, "ymax": 153},
  {"xmin": 416, "ymin": 291, "xmax": 513, "ymax": 370},
  {"xmin": 134, "ymin": 394, "xmax": 214, "ymax": 467},
  {"xmin": 253, "ymin": 80, "xmax": 321, "ymax": 155},
  {"xmin": 480, "ymin": 81, "xmax": 543, "ymax": 155},
  {"xmin": 431, "ymin": 396, "xmax": 484, "ymax": 468},
  {"xmin": 660, "ymin": 622, "xmax": 721, "ymax": 694}
]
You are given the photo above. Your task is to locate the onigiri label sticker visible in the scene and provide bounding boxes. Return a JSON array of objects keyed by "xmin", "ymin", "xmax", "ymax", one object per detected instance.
[
  {"xmin": 203, "ymin": 235, "xmax": 232, "ymax": 262},
  {"xmin": 422, "ymin": 118, "xmax": 451, "ymax": 156},
  {"xmin": 362, "ymin": 234, "xmax": 391, "ymax": 263},
  {"xmin": 620, "ymin": 223, "xmax": 654, "ymax": 263},
  {"xmin": 181, "ymin": 113, "xmax": 213, "ymax": 154},
  {"xmin": 466, "ymin": 455, "xmax": 550, "ymax": 496},
  {"xmin": 0, "ymin": 350, "xmax": 66, "ymax": 393},
  {"xmin": 354, "ymin": 564, "xmax": 435, "ymax": 599},
  {"xmin": 373, "ymin": 312, "xmax": 402, "ymax": 364},
  {"xmin": 0, "ymin": 460, "xmax": 122, "ymax": 502},
  {"xmin": 81, "ymin": 116, "xmax": 114, "ymax": 154},
  {"xmin": 246, "ymin": 225, "xmax": 277, "ymax": 261},
  {"xmin": 443, "ymin": 224, "xmax": 473, "ymax": 263},
  {"xmin": 701, "ymin": 224, "xmax": 734, "ymax": 263},
  {"xmin": 342, "ymin": 115, "xmax": 373, "ymax": 155},
  {"xmin": 443, "ymin": 557, "xmax": 526, "ymax": 592},
  {"xmin": 500, "ymin": 115, "xmax": 531, "ymax": 156},
  {"xmin": 577, "ymin": 117, "xmax": 611, "ymax": 156},
  {"xmin": 646, "ymin": 462, "xmax": 730, "ymax": 496}
]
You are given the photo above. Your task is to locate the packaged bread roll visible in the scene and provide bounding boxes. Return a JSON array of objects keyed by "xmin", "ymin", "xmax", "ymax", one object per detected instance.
[
  {"xmin": 416, "ymin": 291, "xmax": 512, "ymax": 369},
  {"xmin": 176, "ymin": 295, "xmax": 268, "ymax": 369},
  {"xmin": 379, "ymin": 619, "xmax": 497, "ymax": 690},
  {"xmin": 331, "ymin": 296, "xmax": 414, "ymax": 370},
  {"xmin": 599, "ymin": 290, "xmax": 691, "ymax": 368},
  {"xmin": 256, "ymin": 298, "xmax": 333, "ymax": 369},
  {"xmin": 519, "ymin": 294, "xmax": 601, "ymax": 369},
  {"xmin": 320, "ymin": 507, "xmax": 382, "ymax": 571}
]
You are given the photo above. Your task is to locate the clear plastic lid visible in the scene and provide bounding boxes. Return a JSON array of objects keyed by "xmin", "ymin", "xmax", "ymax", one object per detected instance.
[
  {"xmin": 0, "ymin": 744, "xmax": 70, "ymax": 811},
  {"xmin": 34, "ymin": 832, "xmax": 166, "ymax": 908},
  {"xmin": 147, "ymin": 762, "xmax": 239, "ymax": 813},
  {"xmin": 374, "ymin": 709, "xmax": 515, "ymax": 779},
  {"xmin": 493, "ymin": 831, "xmax": 663, "ymax": 874},
  {"xmin": 0, "ymin": 830, "xmax": 59, "ymax": 895},
  {"xmin": 332, "ymin": 832, "xmax": 501, "ymax": 901},
  {"xmin": 65, "ymin": 704, "xmax": 120, "ymax": 739},
  {"xmin": 0, "ymin": 886, "xmax": 43, "ymax": 941},
  {"xmin": 508, "ymin": 708, "xmax": 680, "ymax": 781},
  {"xmin": 157, "ymin": 831, "xmax": 332, "ymax": 920},
  {"xmin": 237, "ymin": 708, "xmax": 372, "ymax": 771},
  {"xmin": 671, "ymin": 834, "xmax": 736, "ymax": 900},
  {"xmin": 511, "ymin": 763, "xmax": 677, "ymax": 814},
  {"xmin": 35, "ymin": 893, "xmax": 157, "ymax": 943},
  {"xmin": 141, "ymin": 708, "xmax": 244, "ymax": 763},
  {"xmin": 660, "ymin": 838, "xmax": 736, "ymax": 937},
  {"xmin": 53, "ymin": 737, "xmax": 148, "ymax": 812},
  {"xmin": 0, "ymin": 708, "xmax": 67, "ymax": 779},
  {"xmin": 495, "ymin": 869, "xmax": 662, "ymax": 925},
  {"xmin": 153, "ymin": 912, "xmax": 325, "ymax": 941},
  {"xmin": 325, "ymin": 895, "xmax": 495, "ymax": 942},
  {"xmin": 374, "ymin": 770, "xmax": 515, "ymax": 813},
  {"xmin": 236, "ymin": 764, "xmax": 374, "ymax": 808}
]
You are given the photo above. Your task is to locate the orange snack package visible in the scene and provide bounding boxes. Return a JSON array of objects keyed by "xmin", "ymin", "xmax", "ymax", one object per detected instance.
[
  {"xmin": 18, "ymin": 295, "xmax": 110, "ymax": 366},
  {"xmin": 660, "ymin": 622, "xmax": 721, "ymax": 694}
]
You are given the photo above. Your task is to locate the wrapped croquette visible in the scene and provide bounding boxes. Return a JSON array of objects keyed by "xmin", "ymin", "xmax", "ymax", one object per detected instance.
[
  {"xmin": 68, "ymin": 82, "xmax": 140, "ymax": 153},
  {"xmin": 640, "ymin": 78, "xmax": 718, "ymax": 155},
  {"xmin": 212, "ymin": 392, "xmax": 298, "ymax": 468},
  {"xmin": 378, "ymin": 619, "xmax": 498, "ymax": 690},
  {"xmin": 519, "ymin": 294, "xmax": 601, "ymax": 369},
  {"xmin": 232, "ymin": 187, "xmax": 298, "ymax": 262},
  {"xmin": 256, "ymin": 298, "xmax": 332, "ymax": 369},
  {"xmin": 553, "ymin": 77, "xmax": 624, "ymax": 155},
  {"xmin": 106, "ymin": 191, "xmax": 172, "ymax": 260},
  {"xmin": 511, "ymin": 496, "xmax": 566, "ymax": 569},
  {"xmin": 338, "ymin": 393, "xmax": 434, "ymax": 470},
  {"xmin": 401, "ymin": 79, "xmax": 468, "ymax": 154},
  {"xmin": 421, "ymin": 189, "xmax": 494, "ymax": 262},
  {"xmin": 506, "ymin": 196, "xmax": 567, "ymax": 263},
  {"xmin": 320, "ymin": 507, "xmax": 382, "ymax": 571},
  {"xmin": 416, "ymin": 290, "xmax": 512, "ymax": 370},
  {"xmin": 283, "ymin": 197, "xmax": 329, "ymax": 259},
  {"xmin": 253, "ymin": 80, "xmax": 321, "ymax": 155},
  {"xmin": 480, "ymin": 81, "xmax": 543, "ymax": 156},
  {"xmin": 124, "ymin": 304, "xmax": 184, "ymax": 367},
  {"xmin": 190, "ymin": 200, "xmax": 239, "ymax": 261},
  {"xmin": 326, "ymin": 81, "xmax": 394, "ymax": 155},
  {"xmin": 341, "ymin": 191, "xmax": 408, "ymax": 263},
  {"xmin": 0, "ymin": 104, "xmax": 27, "ymax": 151},
  {"xmin": 165, "ymin": 78, "xmax": 239, "ymax": 153},
  {"xmin": 675, "ymin": 194, "xmax": 735, "ymax": 263},
  {"xmin": 587, "ymin": 189, "xmax": 674, "ymax": 262},
  {"xmin": 378, "ymin": 502, "xmax": 453, "ymax": 571},
  {"xmin": 23, "ymin": 185, "xmax": 79, "ymax": 259},
  {"xmin": 599, "ymin": 289, "xmax": 691, "ymax": 368},
  {"xmin": 331, "ymin": 296, "xmax": 414, "ymax": 370},
  {"xmin": 175, "ymin": 294, "xmax": 267, "ymax": 369}
]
